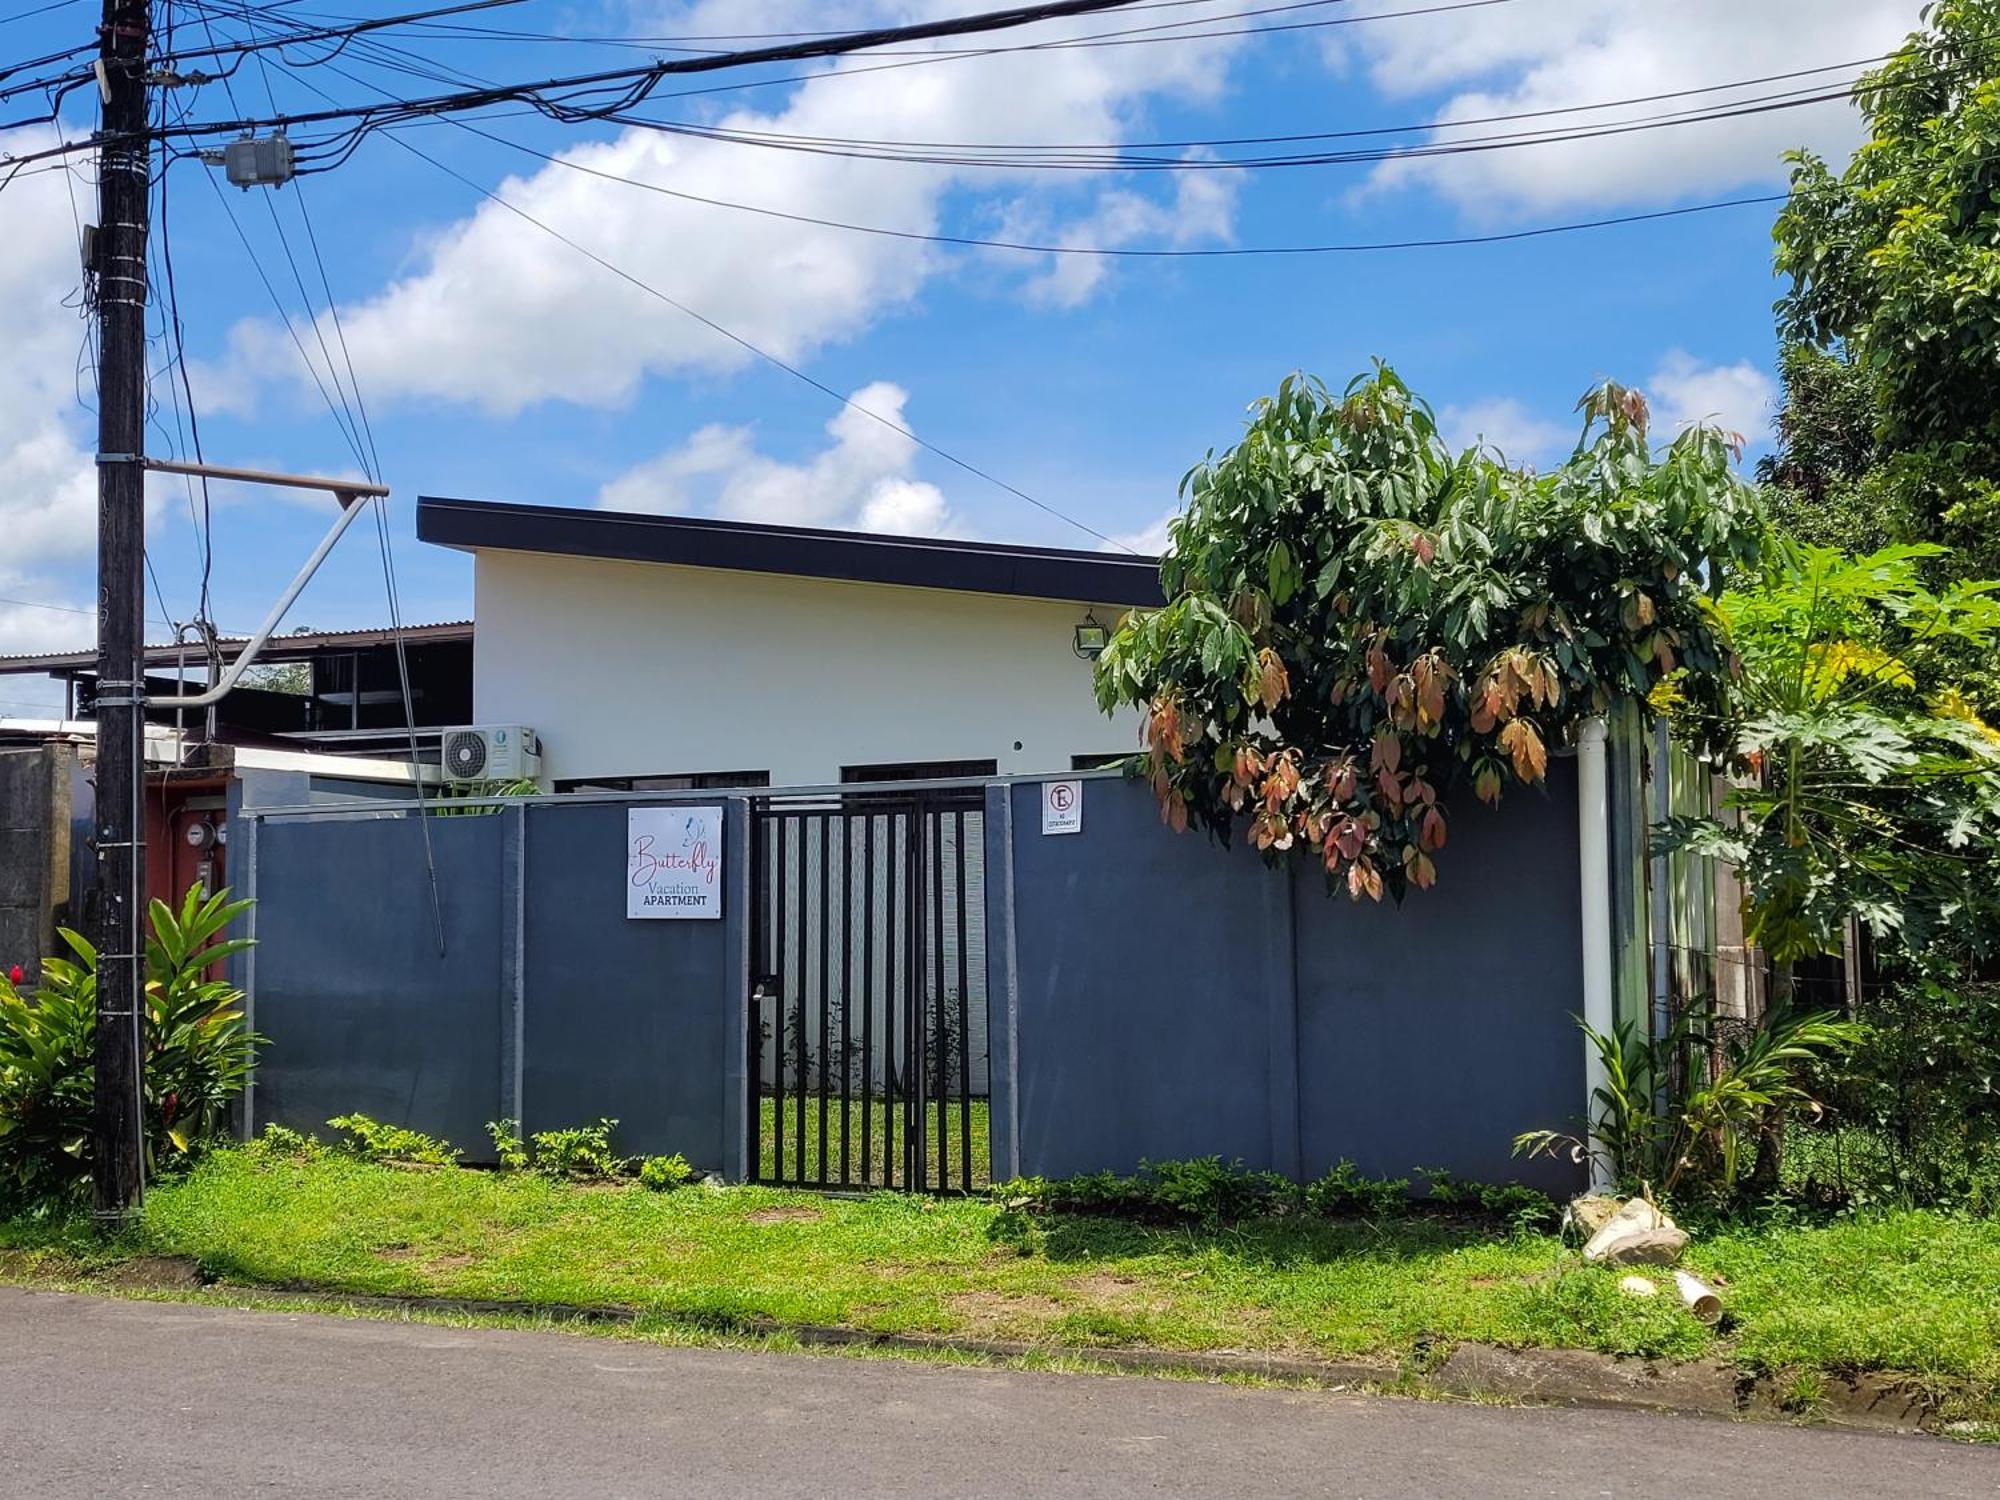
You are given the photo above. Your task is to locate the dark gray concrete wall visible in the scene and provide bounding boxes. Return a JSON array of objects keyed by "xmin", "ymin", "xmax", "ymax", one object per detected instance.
[
  {"xmin": 242, "ymin": 798, "xmax": 749, "ymax": 1175},
  {"xmin": 996, "ymin": 774, "xmax": 1586, "ymax": 1191},
  {"xmin": 1000, "ymin": 778, "xmax": 1295, "ymax": 1181},
  {"xmin": 1291, "ymin": 761, "xmax": 1584, "ymax": 1191},
  {"xmin": 247, "ymin": 813, "xmax": 507, "ymax": 1154},
  {"xmin": 520, "ymin": 800, "xmax": 747, "ymax": 1174}
]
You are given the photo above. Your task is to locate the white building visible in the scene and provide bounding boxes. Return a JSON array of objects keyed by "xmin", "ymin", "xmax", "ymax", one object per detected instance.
[{"xmin": 417, "ymin": 497, "xmax": 1163, "ymax": 790}]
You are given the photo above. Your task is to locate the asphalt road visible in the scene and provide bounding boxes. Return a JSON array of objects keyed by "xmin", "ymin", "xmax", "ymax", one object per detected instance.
[{"xmin": 2, "ymin": 1287, "xmax": 1995, "ymax": 1498}]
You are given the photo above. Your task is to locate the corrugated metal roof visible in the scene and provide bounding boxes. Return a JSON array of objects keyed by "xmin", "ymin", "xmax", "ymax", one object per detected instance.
[{"xmin": 0, "ymin": 620, "xmax": 473, "ymax": 672}]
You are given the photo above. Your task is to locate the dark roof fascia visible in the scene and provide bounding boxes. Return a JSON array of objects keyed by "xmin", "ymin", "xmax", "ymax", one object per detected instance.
[{"xmin": 416, "ymin": 496, "xmax": 1165, "ymax": 608}]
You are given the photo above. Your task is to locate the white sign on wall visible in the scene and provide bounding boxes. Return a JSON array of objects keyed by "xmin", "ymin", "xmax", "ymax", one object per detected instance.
[
  {"xmin": 627, "ymin": 805, "xmax": 724, "ymax": 919},
  {"xmin": 1041, "ymin": 779, "xmax": 1083, "ymax": 836}
]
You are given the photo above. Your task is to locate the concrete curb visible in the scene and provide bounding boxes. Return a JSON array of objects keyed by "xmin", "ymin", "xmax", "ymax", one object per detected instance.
[
  {"xmin": 201, "ymin": 1280, "xmax": 1938, "ymax": 1434},
  {"xmin": 217, "ymin": 1281, "xmax": 1396, "ymax": 1389},
  {"xmin": 1430, "ymin": 1343, "xmax": 1932, "ymax": 1435}
]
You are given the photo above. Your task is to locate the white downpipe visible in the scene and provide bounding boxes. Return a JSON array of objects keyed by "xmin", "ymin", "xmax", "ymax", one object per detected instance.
[{"xmin": 1576, "ymin": 716, "xmax": 1615, "ymax": 1192}]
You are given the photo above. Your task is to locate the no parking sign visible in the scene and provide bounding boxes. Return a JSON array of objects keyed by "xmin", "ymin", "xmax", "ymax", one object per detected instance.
[{"xmin": 1040, "ymin": 779, "xmax": 1083, "ymax": 836}]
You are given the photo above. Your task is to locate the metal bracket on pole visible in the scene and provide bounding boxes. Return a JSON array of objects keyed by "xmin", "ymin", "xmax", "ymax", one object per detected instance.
[{"xmin": 138, "ymin": 458, "xmax": 391, "ymax": 711}]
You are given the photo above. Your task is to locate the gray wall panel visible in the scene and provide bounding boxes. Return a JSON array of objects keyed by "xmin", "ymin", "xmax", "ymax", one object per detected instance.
[
  {"xmin": 519, "ymin": 799, "xmax": 741, "ymax": 1170},
  {"xmin": 1006, "ymin": 778, "xmax": 1291, "ymax": 1179},
  {"xmin": 1004, "ymin": 773, "xmax": 1587, "ymax": 1192},
  {"xmin": 1291, "ymin": 760, "xmax": 1586, "ymax": 1191},
  {"xmin": 249, "ymin": 813, "xmax": 505, "ymax": 1153}
]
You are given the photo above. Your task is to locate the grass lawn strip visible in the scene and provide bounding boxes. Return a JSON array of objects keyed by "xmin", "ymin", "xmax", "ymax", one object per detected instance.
[{"xmin": 4, "ymin": 1150, "xmax": 1996, "ymax": 1429}]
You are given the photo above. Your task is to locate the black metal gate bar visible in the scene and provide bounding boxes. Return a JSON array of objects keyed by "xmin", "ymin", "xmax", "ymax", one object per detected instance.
[
  {"xmin": 931, "ymin": 801, "xmax": 947, "ymax": 1190},
  {"xmin": 860, "ymin": 812, "xmax": 874, "ymax": 1186},
  {"xmin": 817, "ymin": 810, "xmax": 830, "ymax": 1187},
  {"xmin": 956, "ymin": 808, "xmax": 973, "ymax": 1190},
  {"xmin": 839, "ymin": 813, "xmax": 853, "ymax": 1186},
  {"xmin": 909, "ymin": 804, "xmax": 920, "ymax": 1183},
  {"xmin": 748, "ymin": 789, "xmax": 986, "ymax": 1193}
]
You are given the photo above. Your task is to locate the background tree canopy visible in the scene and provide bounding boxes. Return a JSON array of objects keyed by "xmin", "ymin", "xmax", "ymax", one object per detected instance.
[
  {"xmin": 1093, "ymin": 366, "xmax": 1764, "ymax": 901},
  {"xmin": 1772, "ymin": 0, "xmax": 2000, "ymax": 584}
]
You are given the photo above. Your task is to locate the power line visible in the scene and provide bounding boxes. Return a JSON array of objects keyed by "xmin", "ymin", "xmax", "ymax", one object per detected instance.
[
  {"xmin": 342, "ymin": 0, "xmax": 1342, "ymax": 48},
  {"xmin": 541, "ymin": 73, "xmax": 1875, "ymax": 176},
  {"xmin": 153, "ymin": 0, "xmax": 521, "ymax": 69},
  {"xmin": 0, "ymin": 593, "xmax": 134, "ymax": 622},
  {"xmin": 383, "ymin": 123, "xmax": 1134, "ymax": 551},
  {"xmin": 0, "ymin": 0, "xmax": 85, "ymax": 25},
  {"xmin": 605, "ymin": 52, "xmax": 1905, "ymax": 159},
  {"xmin": 256, "ymin": 50, "xmax": 1143, "ymax": 551},
  {"xmin": 441, "ymin": 114, "xmax": 1796, "ymax": 258},
  {"xmin": 2, "ymin": 0, "xmax": 1170, "ymax": 168}
]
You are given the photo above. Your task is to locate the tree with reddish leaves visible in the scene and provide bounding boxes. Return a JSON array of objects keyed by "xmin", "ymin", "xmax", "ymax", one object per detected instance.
[{"xmin": 1093, "ymin": 365, "xmax": 1765, "ymax": 899}]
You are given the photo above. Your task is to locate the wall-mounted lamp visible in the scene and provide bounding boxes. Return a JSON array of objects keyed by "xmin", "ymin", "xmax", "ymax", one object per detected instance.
[{"xmin": 1073, "ymin": 612, "xmax": 1110, "ymax": 661}]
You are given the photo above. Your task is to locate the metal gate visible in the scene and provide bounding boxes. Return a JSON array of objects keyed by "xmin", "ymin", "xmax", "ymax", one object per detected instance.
[{"xmin": 748, "ymin": 789, "xmax": 988, "ymax": 1192}]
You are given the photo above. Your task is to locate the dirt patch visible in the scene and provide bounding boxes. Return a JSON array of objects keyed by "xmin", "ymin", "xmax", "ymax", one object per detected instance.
[
  {"xmin": 373, "ymin": 1244, "xmax": 418, "ymax": 1260},
  {"xmin": 100, "ymin": 1255, "xmax": 204, "ymax": 1291},
  {"xmin": 425, "ymin": 1252, "xmax": 476, "ymax": 1271},
  {"xmin": 746, "ymin": 1206, "xmax": 824, "ymax": 1225},
  {"xmin": 946, "ymin": 1289, "xmax": 1062, "ymax": 1335},
  {"xmin": 1065, "ymin": 1272, "xmax": 1171, "ymax": 1315},
  {"xmin": 0, "ymin": 1249, "xmax": 82, "ymax": 1282}
]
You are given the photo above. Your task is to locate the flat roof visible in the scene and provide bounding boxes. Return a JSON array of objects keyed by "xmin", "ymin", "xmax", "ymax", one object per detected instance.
[{"xmin": 416, "ymin": 496, "xmax": 1165, "ymax": 608}]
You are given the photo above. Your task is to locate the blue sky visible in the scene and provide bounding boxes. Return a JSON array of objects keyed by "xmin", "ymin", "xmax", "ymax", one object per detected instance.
[{"xmin": 0, "ymin": 0, "xmax": 1927, "ymax": 712}]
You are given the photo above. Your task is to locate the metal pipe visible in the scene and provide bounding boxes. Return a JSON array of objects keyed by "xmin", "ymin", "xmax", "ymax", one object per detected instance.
[
  {"xmin": 142, "ymin": 457, "xmax": 389, "ymax": 498},
  {"xmin": 1577, "ymin": 716, "xmax": 1616, "ymax": 1192},
  {"xmin": 150, "ymin": 493, "xmax": 373, "ymax": 710}
]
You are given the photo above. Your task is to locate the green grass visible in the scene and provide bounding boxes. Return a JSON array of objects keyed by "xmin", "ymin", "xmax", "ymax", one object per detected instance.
[
  {"xmin": 757, "ymin": 1096, "xmax": 989, "ymax": 1189},
  {"xmin": 5, "ymin": 1147, "xmax": 1996, "ymax": 1422}
]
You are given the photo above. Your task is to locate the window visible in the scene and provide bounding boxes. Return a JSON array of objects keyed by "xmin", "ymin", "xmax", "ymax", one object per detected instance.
[
  {"xmin": 1070, "ymin": 753, "xmax": 1129, "ymax": 771},
  {"xmin": 556, "ymin": 770, "xmax": 770, "ymax": 794},
  {"xmin": 840, "ymin": 758, "xmax": 998, "ymax": 785}
]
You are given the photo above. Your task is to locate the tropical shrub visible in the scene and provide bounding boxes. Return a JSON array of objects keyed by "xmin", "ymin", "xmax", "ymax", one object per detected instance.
[
  {"xmin": 1515, "ymin": 1005, "xmax": 1862, "ymax": 1201},
  {"xmin": 327, "ymin": 1113, "xmax": 459, "ymax": 1166},
  {"xmin": 486, "ymin": 1118, "xmax": 530, "ymax": 1171},
  {"xmin": 243, "ymin": 1124, "xmax": 327, "ymax": 1165},
  {"xmin": 527, "ymin": 1118, "xmax": 621, "ymax": 1180},
  {"xmin": 1303, "ymin": 1159, "xmax": 1409, "ymax": 1218},
  {"xmin": 1094, "ymin": 365, "xmax": 1763, "ymax": 899},
  {"xmin": 638, "ymin": 1153, "xmax": 696, "ymax": 1191},
  {"xmin": 0, "ymin": 886, "xmax": 260, "ymax": 1209},
  {"xmin": 998, "ymin": 1157, "xmax": 1552, "ymax": 1228},
  {"xmin": 1803, "ymin": 978, "xmax": 2000, "ymax": 1210},
  {"xmin": 1657, "ymin": 544, "xmax": 2000, "ymax": 968}
]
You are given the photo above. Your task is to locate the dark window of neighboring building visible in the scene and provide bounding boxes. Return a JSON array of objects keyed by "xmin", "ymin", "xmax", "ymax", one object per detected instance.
[
  {"xmin": 555, "ymin": 770, "xmax": 771, "ymax": 794},
  {"xmin": 1071, "ymin": 753, "xmax": 1129, "ymax": 770},
  {"xmin": 840, "ymin": 758, "xmax": 998, "ymax": 785}
]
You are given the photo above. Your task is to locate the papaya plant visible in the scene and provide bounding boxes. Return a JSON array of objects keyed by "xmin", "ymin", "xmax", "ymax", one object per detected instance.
[
  {"xmin": 1655, "ymin": 543, "xmax": 2000, "ymax": 965},
  {"xmin": 0, "ymin": 885, "xmax": 261, "ymax": 1208},
  {"xmin": 1093, "ymin": 365, "xmax": 1766, "ymax": 897}
]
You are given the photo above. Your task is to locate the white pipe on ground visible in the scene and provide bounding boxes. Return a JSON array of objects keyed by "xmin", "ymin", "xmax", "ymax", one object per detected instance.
[{"xmin": 1576, "ymin": 716, "xmax": 1615, "ymax": 1192}]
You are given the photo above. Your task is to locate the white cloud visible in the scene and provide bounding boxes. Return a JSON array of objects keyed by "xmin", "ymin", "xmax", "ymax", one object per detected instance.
[
  {"xmin": 1106, "ymin": 511, "xmax": 1176, "ymax": 556},
  {"xmin": 1350, "ymin": 0, "xmax": 1924, "ymax": 215},
  {"xmin": 0, "ymin": 132, "xmax": 97, "ymax": 575},
  {"xmin": 0, "ymin": 129, "xmax": 103, "ymax": 657},
  {"xmin": 1647, "ymin": 350, "xmax": 1777, "ymax": 449},
  {"xmin": 1439, "ymin": 397, "xmax": 1569, "ymax": 465},
  {"xmin": 599, "ymin": 379, "xmax": 954, "ymax": 535},
  {"xmin": 1011, "ymin": 168, "xmax": 1237, "ymax": 309},
  {"xmin": 857, "ymin": 477, "xmax": 948, "ymax": 535},
  {"xmin": 220, "ymin": 1, "xmax": 1247, "ymax": 417}
]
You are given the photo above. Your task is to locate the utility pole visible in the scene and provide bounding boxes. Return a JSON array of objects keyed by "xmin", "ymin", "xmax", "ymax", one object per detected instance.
[{"xmin": 90, "ymin": 0, "xmax": 151, "ymax": 1223}]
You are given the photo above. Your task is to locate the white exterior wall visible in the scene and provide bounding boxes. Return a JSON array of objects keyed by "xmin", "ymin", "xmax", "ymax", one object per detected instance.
[{"xmin": 471, "ymin": 549, "xmax": 1142, "ymax": 787}]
